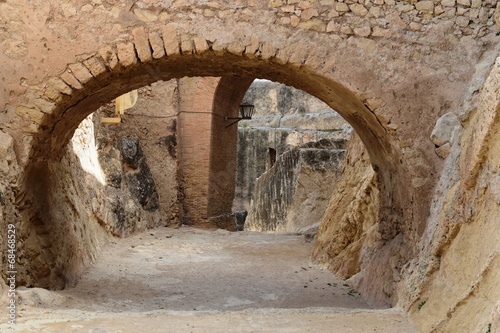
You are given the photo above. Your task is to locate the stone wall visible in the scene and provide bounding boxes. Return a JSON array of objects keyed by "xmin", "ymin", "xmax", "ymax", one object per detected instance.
[
  {"xmin": 245, "ymin": 139, "xmax": 346, "ymax": 233},
  {"xmin": 234, "ymin": 80, "xmax": 351, "ymax": 210},
  {"xmin": 267, "ymin": 0, "xmax": 498, "ymax": 38},
  {"xmin": 96, "ymin": 80, "xmax": 182, "ymax": 229}
]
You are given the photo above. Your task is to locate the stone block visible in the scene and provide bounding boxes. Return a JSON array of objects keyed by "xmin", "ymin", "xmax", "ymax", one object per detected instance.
[
  {"xmin": 455, "ymin": 15, "xmax": 470, "ymax": 27},
  {"xmin": 435, "ymin": 142, "xmax": 451, "ymax": 159},
  {"xmin": 350, "ymin": 3, "xmax": 368, "ymax": 16},
  {"xmin": 328, "ymin": 9, "xmax": 340, "ymax": 17},
  {"xmin": 15, "ymin": 106, "xmax": 45, "ymax": 124},
  {"xmin": 25, "ymin": 89, "xmax": 56, "ymax": 114},
  {"xmin": 340, "ymin": 25, "xmax": 354, "ymax": 34},
  {"xmin": 260, "ymin": 42, "xmax": 277, "ymax": 60},
  {"xmin": 470, "ymin": 0, "xmax": 480, "ymax": 8},
  {"xmin": 116, "ymin": 42, "xmax": 138, "ymax": 67},
  {"xmin": 298, "ymin": 19, "xmax": 326, "ymax": 31},
  {"xmin": 227, "ymin": 40, "xmax": 246, "ymax": 55},
  {"xmin": 46, "ymin": 77, "xmax": 72, "ymax": 95},
  {"xmin": 68, "ymin": 62, "xmax": 94, "ymax": 84},
  {"xmin": 133, "ymin": 8, "xmax": 158, "ymax": 22},
  {"xmin": 193, "ymin": 37, "xmax": 209, "ymax": 54},
  {"xmin": 435, "ymin": 5, "xmax": 445, "ymax": 15},
  {"xmin": 212, "ymin": 41, "xmax": 226, "ymax": 56},
  {"xmin": 327, "ymin": 20, "xmax": 339, "ymax": 32},
  {"xmin": 0, "ymin": 131, "xmax": 13, "ymax": 162},
  {"xmin": 370, "ymin": 6, "xmax": 383, "ymax": 18},
  {"xmin": 83, "ymin": 56, "xmax": 108, "ymax": 77},
  {"xmin": 494, "ymin": 3, "xmax": 500, "ymax": 28},
  {"xmin": 280, "ymin": 16, "xmax": 291, "ymax": 25},
  {"xmin": 162, "ymin": 23, "xmax": 180, "ymax": 56},
  {"xmin": 354, "ymin": 25, "xmax": 371, "ymax": 36},
  {"xmin": 132, "ymin": 26, "xmax": 153, "ymax": 62},
  {"xmin": 180, "ymin": 34, "xmax": 193, "ymax": 54},
  {"xmin": 336, "ymin": 2, "xmax": 349, "ymax": 12},
  {"xmin": 409, "ymin": 21, "xmax": 423, "ymax": 31},
  {"xmin": 298, "ymin": 1, "xmax": 312, "ymax": 9},
  {"xmin": 441, "ymin": 0, "xmax": 455, "ymax": 7},
  {"xmin": 244, "ymin": 35, "xmax": 260, "ymax": 58},
  {"xmin": 301, "ymin": 8, "xmax": 319, "ymax": 19},
  {"xmin": 430, "ymin": 112, "xmax": 460, "ymax": 147},
  {"xmin": 282, "ymin": 5, "xmax": 295, "ymax": 12},
  {"xmin": 457, "ymin": 0, "xmax": 470, "ymax": 7},
  {"xmin": 60, "ymin": 70, "xmax": 82, "ymax": 90},
  {"xmin": 98, "ymin": 46, "xmax": 119, "ymax": 70},
  {"xmin": 415, "ymin": 1, "xmax": 434, "ymax": 12},
  {"xmin": 268, "ymin": 0, "xmax": 284, "ymax": 8},
  {"xmin": 149, "ymin": 31, "xmax": 166, "ymax": 59},
  {"xmin": 290, "ymin": 15, "xmax": 300, "ymax": 26},
  {"xmin": 397, "ymin": 3, "xmax": 415, "ymax": 12}
]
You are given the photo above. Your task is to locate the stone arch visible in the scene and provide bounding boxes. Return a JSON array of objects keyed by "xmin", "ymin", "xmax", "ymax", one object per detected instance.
[{"xmin": 16, "ymin": 26, "xmax": 409, "ymax": 295}]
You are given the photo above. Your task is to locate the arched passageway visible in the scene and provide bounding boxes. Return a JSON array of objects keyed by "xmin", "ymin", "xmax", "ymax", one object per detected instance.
[
  {"xmin": 2, "ymin": 0, "xmax": 499, "ymax": 330},
  {"xmin": 16, "ymin": 29, "xmax": 410, "ymax": 305}
]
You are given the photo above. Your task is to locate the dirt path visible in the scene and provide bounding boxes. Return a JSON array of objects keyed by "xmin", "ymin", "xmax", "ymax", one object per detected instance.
[{"xmin": 2, "ymin": 227, "xmax": 417, "ymax": 332}]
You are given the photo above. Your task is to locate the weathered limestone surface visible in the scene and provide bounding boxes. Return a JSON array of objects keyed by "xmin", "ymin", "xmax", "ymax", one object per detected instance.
[
  {"xmin": 234, "ymin": 80, "xmax": 351, "ymax": 211},
  {"xmin": 313, "ymin": 133, "xmax": 380, "ymax": 289},
  {"xmin": 245, "ymin": 139, "xmax": 346, "ymax": 233}
]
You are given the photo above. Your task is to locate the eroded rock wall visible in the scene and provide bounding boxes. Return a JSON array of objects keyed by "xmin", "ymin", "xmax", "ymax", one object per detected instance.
[
  {"xmin": 313, "ymin": 52, "xmax": 500, "ymax": 331},
  {"xmin": 403, "ymin": 53, "xmax": 500, "ymax": 333},
  {"xmin": 312, "ymin": 133, "xmax": 380, "ymax": 292},
  {"xmin": 234, "ymin": 80, "xmax": 351, "ymax": 211},
  {"xmin": 245, "ymin": 139, "xmax": 346, "ymax": 233},
  {"xmin": 95, "ymin": 80, "xmax": 182, "ymax": 228}
]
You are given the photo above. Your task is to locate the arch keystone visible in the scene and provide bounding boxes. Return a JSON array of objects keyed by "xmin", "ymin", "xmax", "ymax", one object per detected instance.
[{"xmin": 132, "ymin": 26, "xmax": 153, "ymax": 62}]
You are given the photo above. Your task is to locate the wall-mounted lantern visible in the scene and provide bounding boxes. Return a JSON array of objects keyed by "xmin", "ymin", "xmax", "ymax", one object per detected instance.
[{"xmin": 225, "ymin": 103, "xmax": 255, "ymax": 128}]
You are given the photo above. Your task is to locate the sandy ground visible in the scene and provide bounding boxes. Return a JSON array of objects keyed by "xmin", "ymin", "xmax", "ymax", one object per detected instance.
[{"xmin": 1, "ymin": 227, "xmax": 417, "ymax": 332}]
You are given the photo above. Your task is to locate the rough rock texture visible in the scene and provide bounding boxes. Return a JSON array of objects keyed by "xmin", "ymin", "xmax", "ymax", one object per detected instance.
[
  {"xmin": 312, "ymin": 133, "xmax": 380, "ymax": 288},
  {"xmin": 245, "ymin": 139, "xmax": 346, "ymax": 233},
  {"xmin": 403, "ymin": 53, "xmax": 500, "ymax": 333},
  {"xmin": 95, "ymin": 80, "xmax": 182, "ymax": 228},
  {"xmin": 234, "ymin": 80, "xmax": 351, "ymax": 211}
]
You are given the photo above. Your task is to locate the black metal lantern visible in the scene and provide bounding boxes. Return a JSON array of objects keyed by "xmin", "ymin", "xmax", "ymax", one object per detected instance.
[{"xmin": 225, "ymin": 103, "xmax": 255, "ymax": 128}]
